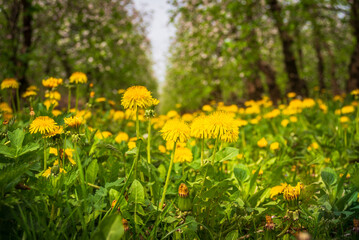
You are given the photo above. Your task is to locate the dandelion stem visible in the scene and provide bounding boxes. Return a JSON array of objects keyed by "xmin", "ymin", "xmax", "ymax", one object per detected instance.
[
  {"xmin": 74, "ymin": 142, "xmax": 87, "ymax": 198},
  {"xmin": 134, "ymin": 107, "xmax": 140, "ymax": 180},
  {"xmin": 211, "ymin": 137, "xmax": 219, "ymax": 165},
  {"xmin": 68, "ymin": 87, "xmax": 72, "ymax": 112},
  {"xmin": 16, "ymin": 88, "xmax": 20, "ymax": 112},
  {"xmin": 147, "ymin": 118, "xmax": 155, "ymax": 203},
  {"xmin": 75, "ymin": 85, "xmax": 79, "ymax": 112},
  {"xmin": 43, "ymin": 139, "xmax": 47, "ymax": 170},
  {"xmin": 159, "ymin": 142, "xmax": 177, "ymax": 209},
  {"xmin": 201, "ymin": 137, "xmax": 204, "ymax": 166}
]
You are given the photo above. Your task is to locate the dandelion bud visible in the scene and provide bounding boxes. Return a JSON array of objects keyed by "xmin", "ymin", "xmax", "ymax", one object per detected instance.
[
  {"xmin": 177, "ymin": 183, "xmax": 192, "ymax": 211},
  {"xmin": 265, "ymin": 215, "xmax": 275, "ymax": 230},
  {"xmin": 122, "ymin": 218, "xmax": 129, "ymax": 231},
  {"xmin": 145, "ymin": 109, "xmax": 156, "ymax": 118},
  {"xmin": 30, "ymin": 108, "xmax": 35, "ymax": 117}
]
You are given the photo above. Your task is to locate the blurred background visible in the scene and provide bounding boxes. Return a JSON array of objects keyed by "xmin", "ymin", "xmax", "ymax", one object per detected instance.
[{"xmin": 1, "ymin": 0, "xmax": 359, "ymax": 112}]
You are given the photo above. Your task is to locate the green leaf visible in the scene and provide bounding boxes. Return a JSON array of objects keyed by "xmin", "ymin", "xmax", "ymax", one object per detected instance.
[
  {"xmin": 8, "ymin": 129, "xmax": 25, "ymax": 150},
  {"xmin": 18, "ymin": 142, "xmax": 39, "ymax": 157},
  {"xmin": 91, "ymin": 214, "xmax": 124, "ymax": 240},
  {"xmin": 215, "ymin": 147, "xmax": 239, "ymax": 163},
  {"xmin": 234, "ymin": 164, "xmax": 249, "ymax": 183},
  {"xmin": 321, "ymin": 167, "xmax": 337, "ymax": 187},
  {"xmin": 86, "ymin": 160, "xmax": 99, "ymax": 184},
  {"xmin": 0, "ymin": 145, "xmax": 16, "ymax": 158},
  {"xmin": 129, "ymin": 179, "xmax": 145, "ymax": 204},
  {"xmin": 225, "ymin": 230, "xmax": 238, "ymax": 240}
]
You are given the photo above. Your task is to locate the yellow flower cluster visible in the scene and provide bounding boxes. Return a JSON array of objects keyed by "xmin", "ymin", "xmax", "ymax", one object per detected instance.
[
  {"xmin": 121, "ymin": 86, "xmax": 159, "ymax": 110},
  {"xmin": 70, "ymin": 72, "xmax": 87, "ymax": 84},
  {"xmin": 270, "ymin": 182, "xmax": 303, "ymax": 201},
  {"xmin": 42, "ymin": 77, "xmax": 63, "ymax": 88},
  {"xmin": 1, "ymin": 78, "xmax": 19, "ymax": 89}
]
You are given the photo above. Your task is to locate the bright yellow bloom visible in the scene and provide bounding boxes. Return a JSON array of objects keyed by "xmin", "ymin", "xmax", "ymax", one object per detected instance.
[
  {"xmin": 158, "ymin": 145, "xmax": 166, "ymax": 153},
  {"xmin": 44, "ymin": 99, "xmax": 59, "ymax": 109},
  {"xmin": 29, "ymin": 116, "xmax": 58, "ymax": 134},
  {"xmin": 340, "ymin": 116, "xmax": 350, "ymax": 123},
  {"xmin": 64, "ymin": 116, "xmax": 84, "ymax": 128},
  {"xmin": 128, "ymin": 141, "xmax": 136, "ymax": 149},
  {"xmin": 0, "ymin": 102, "xmax": 13, "ymax": 113},
  {"xmin": 113, "ymin": 111, "xmax": 125, "ymax": 120},
  {"xmin": 182, "ymin": 113, "xmax": 193, "ymax": 122},
  {"xmin": 22, "ymin": 90, "xmax": 37, "ymax": 98},
  {"xmin": 287, "ymin": 92, "xmax": 296, "ymax": 98},
  {"xmin": 202, "ymin": 105, "xmax": 213, "ymax": 112},
  {"xmin": 52, "ymin": 109, "xmax": 62, "ymax": 117},
  {"xmin": 42, "ymin": 77, "xmax": 63, "ymax": 88},
  {"xmin": 174, "ymin": 146, "xmax": 193, "ymax": 163},
  {"xmin": 65, "ymin": 148, "xmax": 76, "ymax": 165},
  {"xmin": 44, "ymin": 126, "xmax": 63, "ymax": 138},
  {"xmin": 167, "ymin": 110, "xmax": 179, "ymax": 118},
  {"xmin": 302, "ymin": 98, "xmax": 315, "ymax": 108},
  {"xmin": 281, "ymin": 119, "xmax": 289, "ymax": 127},
  {"xmin": 115, "ymin": 132, "xmax": 129, "ymax": 143},
  {"xmin": 270, "ymin": 142, "xmax": 280, "ymax": 150},
  {"xmin": 118, "ymin": 89, "xmax": 125, "ymax": 94},
  {"xmin": 289, "ymin": 116, "xmax": 298, "ymax": 122},
  {"xmin": 257, "ymin": 137, "xmax": 268, "ymax": 148},
  {"xmin": 341, "ymin": 105, "xmax": 355, "ymax": 114},
  {"xmin": 1, "ymin": 78, "xmax": 19, "ymax": 89},
  {"xmin": 270, "ymin": 183, "xmax": 288, "ymax": 198},
  {"xmin": 190, "ymin": 115, "xmax": 211, "ymax": 139},
  {"xmin": 283, "ymin": 182, "xmax": 303, "ymax": 201},
  {"xmin": 70, "ymin": 72, "xmax": 87, "ymax": 84},
  {"xmin": 351, "ymin": 89, "xmax": 359, "ymax": 95},
  {"xmin": 207, "ymin": 111, "xmax": 239, "ymax": 142},
  {"xmin": 264, "ymin": 109, "xmax": 280, "ymax": 119},
  {"xmin": 96, "ymin": 131, "xmax": 112, "ymax": 139},
  {"xmin": 161, "ymin": 119, "xmax": 190, "ymax": 143},
  {"xmin": 121, "ymin": 86, "xmax": 154, "ymax": 110},
  {"xmin": 307, "ymin": 142, "xmax": 319, "ymax": 151},
  {"xmin": 27, "ymin": 85, "xmax": 39, "ymax": 92},
  {"xmin": 45, "ymin": 91, "xmax": 61, "ymax": 100},
  {"xmin": 237, "ymin": 153, "xmax": 244, "ymax": 159},
  {"xmin": 49, "ymin": 148, "xmax": 58, "ymax": 156},
  {"xmin": 95, "ymin": 97, "xmax": 106, "ymax": 103}
]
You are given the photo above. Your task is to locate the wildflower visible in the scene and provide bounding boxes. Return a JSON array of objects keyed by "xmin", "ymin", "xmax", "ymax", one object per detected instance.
[
  {"xmin": 118, "ymin": 89, "xmax": 125, "ymax": 94},
  {"xmin": 257, "ymin": 137, "xmax": 268, "ymax": 148},
  {"xmin": 351, "ymin": 89, "xmax": 359, "ymax": 96},
  {"xmin": 1, "ymin": 78, "xmax": 19, "ymax": 89},
  {"xmin": 281, "ymin": 119, "xmax": 289, "ymax": 127},
  {"xmin": 270, "ymin": 142, "xmax": 280, "ymax": 151},
  {"xmin": 289, "ymin": 116, "xmax": 298, "ymax": 122},
  {"xmin": 128, "ymin": 141, "xmax": 136, "ymax": 150},
  {"xmin": 22, "ymin": 90, "xmax": 37, "ymax": 98},
  {"xmin": 96, "ymin": 131, "xmax": 112, "ymax": 139},
  {"xmin": 270, "ymin": 183, "xmax": 288, "ymax": 198},
  {"xmin": 69, "ymin": 72, "xmax": 87, "ymax": 84},
  {"xmin": 174, "ymin": 146, "xmax": 193, "ymax": 163},
  {"xmin": 190, "ymin": 115, "xmax": 211, "ymax": 139},
  {"xmin": 42, "ymin": 77, "xmax": 63, "ymax": 88},
  {"xmin": 52, "ymin": 110, "xmax": 62, "ymax": 117},
  {"xmin": 29, "ymin": 116, "xmax": 58, "ymax": 135},
  {"xmin": 65, "ymin": 148, "xmax": 76, "ymax": 165},
  {"xmin": 49, "ymin": 148, "xmax": 58, "ymax": 156},
  {"xmin": 307, "ymin": 142, "xmax": 319, "ymax": 151},
  {"xmin": 44, "ymin": 126, "xmax": 63, "ymax": 138},
  {"xmin": 265, "ymin": 215, "xmax": 275, "ymax": 230},
  {"xmin": 207, "ymin": 111, "xmax": 239, "ymax": 142},
  {"xmin": 45, "ymin": 91, "xmax": 61, "ymax": 100},
  {"xmin": 115, "ymin": 132, "xmax": 129, "ymax": 143},
  {"xmin": 302, "ymin": 98, "xmax": 315, "ymax": 108},
  {"xmin": 182, "ymin": 113, "xmax": 193, "ymax": 122},
  {"xmin": 264, "ymin": 109, "xmax": 280, "ymax": 119},
  {"xmin": 340, "ymin": 116, "xmax": 350, "ymax": 123},
  {"xmin": 121, "ymin": 86, "xmax": 154, "ymax": 110},
  {"xmin": 177, "ymin": 183, "xmax": 192, "ymax": 211},
  {"xmin": 43, "ymin": 99, "xmax": 59, "ymax": 109},
  {"xmin": 341, "ymin": 105, "xmax": 355, "ymax": 114},
  {"xmin": 160, "ymin": 119, "xmax": 190, "ymax": 143},
  {"xmin": 27, "ymin": 85, "xmax": 39, "ymax": 92},
  {"xmin": 287, "ymin": 92, "xmax": 296, "ymax": 98},
  {"xmin": 158, "ymin": 145, "xmax": 166, "ymax": 153},
  {"xmin": 95, "ymin": 97, "xmax": 106, "ymax": 103},
  {"xmin": 283, "ymin": 182, "xmax": 303, "ymax": 201},
  {"xmin": 167, "ymin": 110, "xmax": 179, "ymax": 118},
  {"xmin": 252, "ymin": 169, "xmax": 263, "ymax": 176},
  {"xmin": 237, "ymin": 153, "xmax": 243, "ymax": 159},
  {"xmin": 64, "ymin": 116, "xmax": 83, "ymax": 128},
  {"xmin": 202, "ymin": 104, "xmax": 213, "ymax": 112},
  {"xmin": 178, "ymin": 183, "xmax": 189, "ymax": 197}
]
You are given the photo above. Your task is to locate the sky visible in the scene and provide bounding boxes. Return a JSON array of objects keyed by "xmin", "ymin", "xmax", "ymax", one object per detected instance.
[{"xmin": 133, "ymin": 0, "xmax": 175, "ymax": 86}]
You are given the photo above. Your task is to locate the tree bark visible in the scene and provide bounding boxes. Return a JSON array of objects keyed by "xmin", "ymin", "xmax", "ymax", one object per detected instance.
[
  {"xmin": 18, "ymin": 0, "xmax": 33, "ymax": 92},
  {"xmin": 267, "ymin": 0, "xmax": 307, "ymax": 95},
  {"xmin": 257, "ymin": 60, "xmax": 281, "ymax": 103},
  {"xmin": 348, "ymin": 0, "xmax": 359, "ymax": 91}
]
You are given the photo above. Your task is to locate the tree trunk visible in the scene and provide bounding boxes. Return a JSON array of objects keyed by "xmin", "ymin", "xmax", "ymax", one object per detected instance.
[
  {"xmin": 348, "ymin": 0, "xmax": 359, "ymax": 91},
  {"xmin": 17, "ymin": 0, "xmax": 33, "ymax": 92},
  {"xmin": 257, "ymin": 60, "xmax": 281, "ymax": 103},
  {"xmin": 325, "ymin": 44, "xmax": 340, "ymax": 94},
  {"xmin": 267, "ymin": 0, "xmax": 307, "ymax": 95}
]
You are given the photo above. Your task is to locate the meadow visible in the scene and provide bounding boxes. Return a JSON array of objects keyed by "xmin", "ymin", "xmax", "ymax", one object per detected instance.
[{"xmin": 0, "ymin": 76, "xmax": 359, "ymax": 239}]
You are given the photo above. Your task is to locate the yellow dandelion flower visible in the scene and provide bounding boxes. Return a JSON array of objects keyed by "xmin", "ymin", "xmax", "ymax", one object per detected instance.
[
  {"xmin": 283, "ymin": 182, "xmax": 303, "ymax": 201},
  {"xmin": 69, "ymin": 72, "xmax": 87, "ymax": 84},
  {"xmin": 0, "ymin": 102, "xmax": 13, "ymax": 113},
  {"xmin": 340, "ymin": 116, "xmax": 350, "ymax": 123},
  {"xmin": 237, "ymin": 153, "xmax": 244, "ymax": 159},
  {"xmin": 281, "ymin": 119, "xmax": 289, "ymax": 127},
  {"xmin": 1, "ymin": 78, "xmax": 19, "ymax": 89},
  {"xmin": 158, "ymin": 145, "xmax": 166, "ymax": 153},
  {"xmin": 118, "ymin": 89, "xmax": 125, "ymax": 94},
  {"xmin": 45, "ymin": 91, "xmax": 61, "ymax": 100},
  {"xmin": 182, "ymin": 113, "xmax": 193, "ymax": 122},
  {"xmin": 29, "ymin": 116, "xmax": 58, "ymax": 134},
  {"xmin": 173, "ymin": 146, "xmax": 193, "ymax": 163},
  {"xmin": 270, "ymin": 142, "xmax": 279, "ymax": 150},
  {"xmin": 27, "ymin": 85, "xmax": 39, "ymax": 92},
  {"xmin": 161, "ymin": 119, "xmax": 190, "ymax": 143},
  {"xmin": 42, "ymin": 167, "xmax": 52, "ymax": 178},
  {"xmin": 121, "ymin": 86, "xmax": 154, "ymax": 110},
  {"xmin": 96, "ymin": 131, "xmax": 112, "ymax": 139},
  {"xmin": 289, "ymin": 116, "xmax": 298, "ymax": 122},
  {"xmin": 43, "ymin": 126, "xmax": 63, "ymax": 138},
  {"xmin": 52, "ymin": 109, "xmax": 62, "ymax": 117},
  {"xmin": 64, "ymin": 116, "xmax": 84, "ymax": 128},
  {"xmin": 351, "ymin": 89, "xmax": 359, "ymax": 96},
  {"xmin": 167, "ymin": 110, "xmax": 179, "ymax": 118},
  {"xmin": 43, "ymin": 99, "xmax": 58, "ymax": 109},
  {"xmin": 207, "ymin": 111, "xmax": 239, "ymax": 143},
  {"xmin": 65, "ymin": 148, "xmax": 76, "ymax": 165},
  {"xmin": 49, "ymin": 148, "xmax": 58, "ymax": 156},
  {"xmin": 95, "ymin": 97, "xmax": 106, "ymax": 103},
  {"xmin": 42, "ymin": 77, "xmax": 63, "ymax": 88},
  {"xmin": 287, "ymin": 92, "xmax": 296, "ymax": 98},
  {"xmin": 257, "ymin": 137, "xmax": 268, "ymax": 148},
  {"xmin": 128, "ymin": 141, "xmax": 136, "ymax": 149},
  {"xmin": 22, "ymin": 90, "xmax": 37, "ymax": 98},
  {"xmin": 115, "ymin": 132, "xmax": 129, "ymax": 143},
  {"xmin": 270, "ymin": 183, "xmax": 288, "ymax": 198},
  {"xmin": 190, "ymin": 115, "xmax": 211, "ymax": 139},
  {"xmin": 202, "ymin": 104, "xmax": 213, "ymax": 112},
  {"xmin": 341, "ymin": 105, "xmax": 355, "ymax": 114}
]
